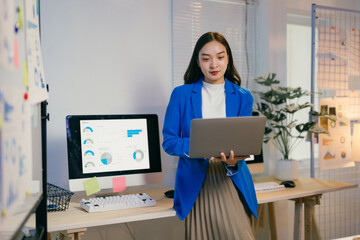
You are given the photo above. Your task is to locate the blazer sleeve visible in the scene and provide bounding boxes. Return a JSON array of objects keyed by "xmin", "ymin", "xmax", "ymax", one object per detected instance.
[{"xmin": 162, "ymin": 87, "xmax": 190, "ymax": 159}]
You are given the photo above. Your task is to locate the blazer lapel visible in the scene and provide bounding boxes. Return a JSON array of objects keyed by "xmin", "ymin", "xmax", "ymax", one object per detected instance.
[
  {"xmin": 225, "ymin": 79, "xmax": 239, "ymax": 117},
  {"xmin": 191, "ymin": 79, "xmax": 203, "ymax": 119}
]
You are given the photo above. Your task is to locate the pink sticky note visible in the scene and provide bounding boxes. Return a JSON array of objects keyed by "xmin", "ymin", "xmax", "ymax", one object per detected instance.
[
  {"xmin": 14, "ymin": 40, "xmax": 19, "ymax": 68},
  {"xmin": 112, "ymin": 176, "xmax": 126, "ymax": 192}
]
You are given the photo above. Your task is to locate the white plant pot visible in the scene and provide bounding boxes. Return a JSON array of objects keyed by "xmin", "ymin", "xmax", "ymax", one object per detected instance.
[{"xmin": 275, "ymin": 159, "xmax": 299, "ymax": 181}]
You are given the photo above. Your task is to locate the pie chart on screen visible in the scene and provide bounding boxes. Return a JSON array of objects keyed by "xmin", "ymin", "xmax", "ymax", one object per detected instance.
[
  {"xmin": 85, "ymin": 162, "xmax": 95, "ymax": 168},
  {"xmin": 133, "ymin": 150, "xmax": 144, "ymax": 161},
  {"xmin": 101, "ymin": 152, "xmax": 112, "ymax": 165}
]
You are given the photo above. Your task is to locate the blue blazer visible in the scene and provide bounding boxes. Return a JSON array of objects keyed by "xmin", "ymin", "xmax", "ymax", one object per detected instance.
[{"xmin": 162, "ymin": 78, "xmax": 258, "ymax": 220}]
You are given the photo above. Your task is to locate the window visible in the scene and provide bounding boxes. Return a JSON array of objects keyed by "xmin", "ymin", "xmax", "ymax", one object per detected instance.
[
  {"xmin": 287, "ymin": 14, "xmax": 312, "ymax": 161},
  {"xmin": 172, "ymin": 0, "xmax": 257, "ymax": 89}
]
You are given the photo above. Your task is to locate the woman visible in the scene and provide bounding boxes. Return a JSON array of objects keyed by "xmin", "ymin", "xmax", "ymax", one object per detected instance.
[{"xmin": 163, "ymin": 32, "xmax": 258, "ymax": 239}]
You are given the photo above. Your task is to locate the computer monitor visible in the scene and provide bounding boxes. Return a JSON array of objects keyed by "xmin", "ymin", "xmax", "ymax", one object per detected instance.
[
  {"xmin": 245, "ymin": 111, "xmax": 265, "ymax": 174},
  {"xmin": 245, "ymin": 150, "xmax": 264, "ymax": 174},
  {"xmin": 66, "ymin": 114, "xmax": 162, "ymax": 192}
]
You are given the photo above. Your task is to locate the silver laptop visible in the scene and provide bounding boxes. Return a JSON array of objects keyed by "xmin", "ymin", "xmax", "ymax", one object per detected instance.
[{"xmin": 189, "ymin": 116, "xmax": 266, "ymax": 158}]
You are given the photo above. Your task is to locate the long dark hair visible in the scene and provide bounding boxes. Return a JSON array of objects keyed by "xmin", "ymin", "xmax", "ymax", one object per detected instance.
[{"xmin": 183, "ymin": 32, "xmax": 241, "ymax": 85}]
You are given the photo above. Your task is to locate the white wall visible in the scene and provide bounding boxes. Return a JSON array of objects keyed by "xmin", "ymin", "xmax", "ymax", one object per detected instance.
[{"xmin": 40, "ymin": 0, "xmax": 173, "ymax": 190}]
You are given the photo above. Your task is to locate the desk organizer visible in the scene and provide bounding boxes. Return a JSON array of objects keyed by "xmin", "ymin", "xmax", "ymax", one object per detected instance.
[{"xmin": 47, "ymin": 183, "xmax": 74, "ymax": 212}]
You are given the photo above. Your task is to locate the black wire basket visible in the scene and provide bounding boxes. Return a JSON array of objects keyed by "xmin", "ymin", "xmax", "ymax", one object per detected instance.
[{"xmin": 47, "ymin": 183, "xmax": 74, "ymax": 212}]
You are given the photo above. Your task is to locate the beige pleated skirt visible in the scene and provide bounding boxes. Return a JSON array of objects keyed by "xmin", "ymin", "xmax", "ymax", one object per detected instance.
[{"xmin": 185, "ymin": 159, "xmax": 255, "ymax": 240}]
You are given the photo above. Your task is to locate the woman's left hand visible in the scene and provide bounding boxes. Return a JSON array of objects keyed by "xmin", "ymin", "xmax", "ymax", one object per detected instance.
[{"xmin": 210, "ymin": 150, "xmax": 249, "ymax": 166}]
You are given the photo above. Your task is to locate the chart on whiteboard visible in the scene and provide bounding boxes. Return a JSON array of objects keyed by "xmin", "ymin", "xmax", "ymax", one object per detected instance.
[{"xmin": 24, "ymin": 0, "xmax": 48, "ymax": 104}]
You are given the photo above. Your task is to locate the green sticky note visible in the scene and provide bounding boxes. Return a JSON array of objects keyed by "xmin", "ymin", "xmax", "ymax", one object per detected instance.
[
  {"xmin": 83, "ymin": 177, "xmax": 101, "ymax": 196},
  {"xmin": 18, "ymin": 4, "xmax": 24, "ymax": 30},
  {"xmin": 23, "ymin": 61, "xmax": 28, "ymax": 87}
]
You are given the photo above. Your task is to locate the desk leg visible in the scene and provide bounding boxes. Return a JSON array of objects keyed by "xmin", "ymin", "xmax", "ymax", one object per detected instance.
[
  {"xmin": 258, "ymin": 204, "xmax": 266, "ymax": 228},
  {"xmin": 251, "ymin": 204, "xmax": 265, "ymax": 236},
  {"xmin": 267, "ymin": 202, "xmax": 277, "ymax": 240},
  {"xmin": 67, "ymin": 228, "xmax": 87, "ymax": 240},
  {"xmin": 251, "ymin": 203, "xmax": 277, "ymax": 239},
  {"xmin": 312, "ymin": 209, "xmax": 321, "ymax": 240},
  {"xmin": 293, "ymin": 199, "xmax": 303, "ymax": 240},
  {"xmin": 304, "ymin": 200, "xmax": 312, "ymax": 240},
  {"xmin": 304, "ymin": 195, "xmax": 322, "ymax": 240}
]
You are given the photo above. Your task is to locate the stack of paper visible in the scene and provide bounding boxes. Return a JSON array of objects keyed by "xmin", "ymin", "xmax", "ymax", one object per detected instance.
[{"xmin": 254, "ymin": 182, "xmax": 286, "ymax": 192}]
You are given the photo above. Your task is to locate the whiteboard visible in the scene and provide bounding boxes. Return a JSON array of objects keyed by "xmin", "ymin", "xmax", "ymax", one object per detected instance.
[{"xmin": 0, "ymin": 0, "xmax": 45, "ymax": 238}]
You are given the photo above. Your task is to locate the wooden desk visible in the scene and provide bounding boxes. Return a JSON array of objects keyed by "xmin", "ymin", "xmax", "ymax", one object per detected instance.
[
  {"xmin": 46, "ymin": 188, "xmax": 175, "ymax": 239},
  {"xmin": 29, "ymin": 178, "xmax": 357, "ymax": 240},
  {"xmin": 253, "ymin": 177, "xmax": 358, "ymax": 240}
]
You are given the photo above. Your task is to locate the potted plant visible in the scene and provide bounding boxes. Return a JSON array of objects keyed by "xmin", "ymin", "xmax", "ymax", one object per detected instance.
[{"xmin": 253, "ymin": 73, "xmax": 334, "ymax": 180}]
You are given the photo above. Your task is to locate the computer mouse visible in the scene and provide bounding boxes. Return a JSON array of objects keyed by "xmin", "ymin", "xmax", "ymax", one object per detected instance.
[
  {"xmin": 280, "ymin": 180, "xmax": 296, "ymax": 188},
  {"xmin": 164, "ymin": 189, "xmax": 174, "ymax": 198}
]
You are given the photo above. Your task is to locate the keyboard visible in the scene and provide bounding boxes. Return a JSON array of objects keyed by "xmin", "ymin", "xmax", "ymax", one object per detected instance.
[{"xmin": 80, "ymin": 193, "xmax": 156, "ymax": 213}]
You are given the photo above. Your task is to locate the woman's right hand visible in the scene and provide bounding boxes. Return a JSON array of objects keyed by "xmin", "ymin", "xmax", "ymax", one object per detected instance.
[{"xmin": 209, "ymin": 150, "xmax": 249, "ymax": 166}]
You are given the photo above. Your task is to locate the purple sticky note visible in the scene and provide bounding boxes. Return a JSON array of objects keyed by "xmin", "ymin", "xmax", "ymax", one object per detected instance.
[{"xmin": 112, "ymin": 176, "xmax": 126, "ymax": 192}]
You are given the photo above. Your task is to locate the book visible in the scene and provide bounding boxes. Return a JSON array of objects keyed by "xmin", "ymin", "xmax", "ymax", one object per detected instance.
[{"xmin": 254, "ymin": 181, "xmax": 285, "ymax": 192}]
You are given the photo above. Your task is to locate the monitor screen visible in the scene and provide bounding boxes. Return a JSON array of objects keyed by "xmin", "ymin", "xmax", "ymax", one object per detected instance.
[
  {"xmin": 66, "ymin": 114, "xmax": 162, "ymax": 192},
  {"xmin": 245, "ymin": 150, "xmax": 264, "ymax": 174}
]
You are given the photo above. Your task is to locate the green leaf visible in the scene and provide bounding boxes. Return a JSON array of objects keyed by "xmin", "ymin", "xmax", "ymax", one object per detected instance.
[
  {"xmin": 295, "ymin": 122, "xmax": 316, "ymax": 133},
  {"xmin": 260, "ymin": 89, "xmax": 287, "ymax": 105},
  {"xmin": 253, "ymin": 73, "xmax": 280, "ymax": 86},
  {"xmin": 282, "ymin": 102, "xmax": 313, "ymax": 114},
  {"xmin": 264, "ymin": 127, "xmax": 272, "ymax": 135}
]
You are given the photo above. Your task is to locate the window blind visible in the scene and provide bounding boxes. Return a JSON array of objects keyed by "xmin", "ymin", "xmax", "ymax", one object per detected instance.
[{"xmin": 172, "ymin": 0, "xmax": 257, "ymax": 89}]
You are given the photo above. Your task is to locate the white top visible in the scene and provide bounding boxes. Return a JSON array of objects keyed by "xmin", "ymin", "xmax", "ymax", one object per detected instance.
[{"xmin": 201, "ymin": 81, "xmax": 226, "ymax": 119}]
